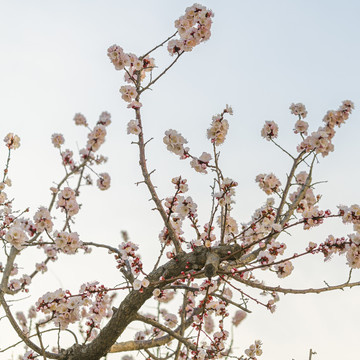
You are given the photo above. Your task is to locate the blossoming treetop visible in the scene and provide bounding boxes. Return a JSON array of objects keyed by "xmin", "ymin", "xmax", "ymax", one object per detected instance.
[{"xmin": 0, "ymin": 3, "xmax": 358, "ymax": 360}]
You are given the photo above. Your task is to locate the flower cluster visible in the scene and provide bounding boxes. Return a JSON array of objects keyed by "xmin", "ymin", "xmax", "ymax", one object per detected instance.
[
  {"xmin": 120, "ymin": 85, "xmax": 137, "ymax": 103},
  {"xmin": 207, "ymin": 109, "xmax": 231, "ymax": 146},
  {"xmin": 274, "ymin": 260, "xmax": 294, "ymax": 278},
  {"xmin": 133, "ymin": 278, "xmax": 150, "ymax": 291},
  {"xmin": 316, "ymin": 234, "xmax": 360, "ymax": 269},
  {"xmin": 107, "ymin": 44, "xmax": 155, "ymax": 97},
  {"xmin": 97, "ymin": 172, "xmax": 111, "ymax": 191},
  {"xmin": 175, "ymin": 195, "xmax": 198, "ymax": 220},
  {"xmin": 33, "ymin": 207, "xmax": 53, "ymax": 233},
  {"xmin": 97, "ymin": 111, "xmax": 112, "ymax": 127},
  {"xmin": 168, "ymin": 4, "xmax": 213, "ymax": 55},
  {"xmin": 61, "ymin": 149, "xmax": 74, "ymax": 168},
  {"xmin": 297, "ymin": 100, "xmax": 354, "ymax": 157},
  {"xmin": 163, "ymin": 129, "xmax": 188, "ymax": 157},
  {"xmin": 294, "ymin": 119, "xmax": 309, "ymax": 135},
  {"xmin": 87, "ymin": 124, "xmax": 107, "ymax": 152},
  {"xmin": 190, "ymin": 152, "xmax": 211, "ymax": 174},
  {"xmin": 289, "ymin": 102, "xmax": 307, "ymax": 118},
  {"xmin": 255, "ymin": 173, "xmax": 281, "ymax": 195},
  {"xmin": 56, "ymin": 187, "xmax": 79, "ymax": 216},
  {"xmin": 214, "ymin": 178, "xmax": 238, "ymax": 206},
  {"xmin": 339, "ymin": 204, "xmax": 360, "ymax": 231},
  {"xmin": 239, "ymin": 199, "xmax": 277, "ymax": 249},
  {"xmin": 36, "ymin": 283, "xmax": 112, "ymax": 332},
  {"xmin": 4, "ymin": 133, "xmax": 20, "ymax": 150},
  {"xmin": 261, "ymin": 121, "xmax": 278, "ymax": 141},
  {"xmin": 5, "ymin": 225, "xmax": 29, "ymax": 250},
  {"xmin": 74, "ymin": 113, "xmax": 88, "ymax": 126},
  {"xmin": 159, "ymin": 217, "xmax": 184, "ymax": 246},
  {"xmin": 115, "ymin": 241, "xmax": 143, "ymax": 275},
  {"xmin": 51, "ymin": 133, "xmax": 65, "ymax": 148},
  {"xmin": 127, "ymin": 119, "xmax": 141, "ymax": 135},
  {"xmin": 243, "ymin": 340, "xmax": 263, "ymax": 359},
  {"xmin": 171, "ymin": 176, "xmax": 189, "ymax": 193},
  {"xmin": 53, "ymin": 231, "xmax": 82, "ymax": 254}
]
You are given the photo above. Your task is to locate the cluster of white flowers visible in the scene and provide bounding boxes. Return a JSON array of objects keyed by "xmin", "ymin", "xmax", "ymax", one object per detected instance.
[
  {"xmin": 274, "ymin": 260, "xmax": 294, "ymax": 278},
  {"xmin": 56, "ymin": 187, "xmax": 79, "ymax": 216},
  {"xmin": 255, "ymin": 173, "xmax": 281, "ymax": 195},
  {"xmin": 73, "ymin": 113, "xmax": 88, "ymax": 126},
  {"xmin": 54, "ymin": 231, "xmax": 82, "ymax": 254},
  {"xmin": 133, "ymin": 277, "xmax": 150, "ymax": 291},
  {"xmin": 168, "ymin": 4, "xmax": 213, "ymax": 54},
  {"xmin": 175, "ymin": 196, "xmax": 197, "ymax": 220},
  {"xmin": 116, "ymin": 241, "xmax": 143, "ymax": 275},
  {"xmin": 4, "ymin": 133, "xmax": 20, "ymax": 150},
  {"xmin": 127, "ymin": 119, "xmax": 141, "ymax": 135},
  {"xmin": 97, "ymin": 111, "xmax": 112, "ymax": 127},
  {"xmin": 5, "ymin": 225, "xmax": 29, "ymax": 250},
  {"xmin": 214, "ymin": 177, "xmax": 237, "ymax": 206},
  {"xmin": 171, "ymin": 176, "xmax": 189, "ymax": 193},
  {"xmin": 33, "ymin": 206, "xmax": 53, "ymax": 233},
  {"xmin": 289, "ymin": 102, "xmax": 307, "ymax": 118},
  {"xmin": 190, "ymin": 152, "xmax": 211, "ymax": 174},
  {"xmin": 297, "ymin": 100, "xmax": 354, "ymax": 157},
  {"xmin": 119, "ymin": 85, "xmax": 137, "ymax": 103},
  {"xmin": 239, "ymin": 199, "xmax": 277, "ymax": 249},
  {"xmin": 36, "ymin": 283, "xmax": 112, "ymax": 332},
  {"xmin": 244, "ymin": 340, "xmax": 263, "ymax": 359},
  {"xmin": 163, "ymin": 129, "xmax": 188, "ymax": 157},
  {"xmin": 61, "ymin": 149, "xmax": 74, "ymax": 168},
  {"xmin": 206, "ymin": 110, "xmax": 231, "ymax": 146},
  {"xmin": 87, "ymin": 124, "xmax": 107, "ymax": 152},
  {"xmin": 260, "ymin": 121, "xmax": 278, "ymax": 141},
  {"xmin": 51, "ymin": 133, "xmax": 65, "ymax": 148},
  {"xmin": 159, "ymin": 216, "xmax": 184, "ymax": 246}
]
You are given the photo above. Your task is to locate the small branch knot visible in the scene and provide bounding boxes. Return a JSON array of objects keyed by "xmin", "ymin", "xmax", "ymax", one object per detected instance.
[{"xmin": 204, "ymin": 252, "xmax": 220, "ymax": 279}]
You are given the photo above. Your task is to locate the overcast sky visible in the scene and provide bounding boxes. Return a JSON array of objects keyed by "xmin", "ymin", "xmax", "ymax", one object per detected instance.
[{"xmin": 1, "ymin": 1, "xmax": 360, "ymax": 359}]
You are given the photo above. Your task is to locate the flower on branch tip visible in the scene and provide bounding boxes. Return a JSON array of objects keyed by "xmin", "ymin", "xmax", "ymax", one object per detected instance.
[
  {"xmin": 74, "ymin": 113, "xmax": 88, "ymax": 126},
  {"xmin": 51, "ymin": 133, "xmax": 65, "ymax": 148},
  {"xmin": 261, "ymin": 121, "xmax": 278, "ymax": 141},
  {"xmin": 169, "ymin": 4, "xmax": 214, "ymax": 55},
  {"xmin": 171, "ymin": 176, "xmax": 188, "ymax": 193},
  {"xmin": 294, "ymin": 119, "xmax": 309, "ymax": 135},
  {"xmin": 97, "ymin": 172, "xmax": 111, "ymax": 191},
  {"xmin": 289, "ymin": 102, "xmax": 307, "ymax": 119},
  {"xmin": 97, "ymin": 111, "xmax": 112, "ymax": 126},
  {"xmin": 207, "ymin": 114, "xmax": 229, "ymax": 146},
  {"xmin": 4, "ymin": 133, "xmax": 20, "ymax": 150},
  {"xmin": 107, "ymin": 44, "xmax": 130, "ymax": 70}
]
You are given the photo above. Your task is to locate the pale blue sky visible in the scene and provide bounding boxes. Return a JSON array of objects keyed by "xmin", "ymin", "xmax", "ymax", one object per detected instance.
[{"xmin": 0, "ymin": 1, "xmax": 359, "ymax": 359}]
